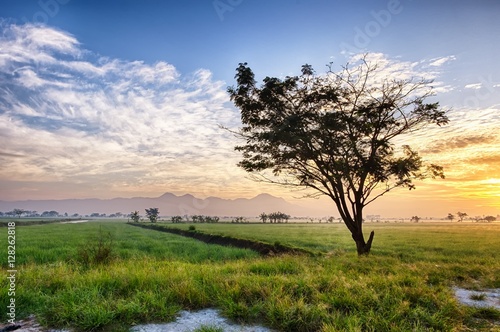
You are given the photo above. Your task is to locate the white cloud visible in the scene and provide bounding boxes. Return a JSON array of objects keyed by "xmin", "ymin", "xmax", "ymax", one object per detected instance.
[
  {"xmin": 0, "ymin": 23, "xmax": 244, "ymax": 199},
  {"xmin": 14, "ymin": 67, "xmax": 46, "ymax": 88},
  {"xmin": 464, "ymin": 83, "xmax": 482, "ymax": 90},
  {"xmin": 15, "ymin": 24, "xmax": 80, "ymax": 55},
  {"xmin": 429, "ymin": 55, "xmax": 456, "ymax": 67},
  {"xmin": 341, "ymin": 53, "xmax": 455, "ymax": 96},
  {"xmin": 2, "ymin": 24, "xmax": 492, "ymax": 203},
  {"xmin": 0, "ymin": 23, "xmax": 80, "ymax": 69}
]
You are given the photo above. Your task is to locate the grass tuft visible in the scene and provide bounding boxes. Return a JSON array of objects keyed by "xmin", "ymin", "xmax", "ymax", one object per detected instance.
[
  {"xmin": 75, "ymin": 227, "xmax": 115, "ymax": 267},
  {"xmin": 469, "ymin": 293, "xmax": 488, "ymax": 301},
  {"xmin": 193, "ymin": 326, "xmax": 224, "ymax": 332}
]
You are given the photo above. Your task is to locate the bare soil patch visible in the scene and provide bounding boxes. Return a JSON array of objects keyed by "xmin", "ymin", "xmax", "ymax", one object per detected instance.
[
  {"xmin": 454, "ymin": 287, "xmax": 500, "ymax": 310},
  {"xmin": 131, "ymin": 308, "xmax": 273, "ymax": 332}
]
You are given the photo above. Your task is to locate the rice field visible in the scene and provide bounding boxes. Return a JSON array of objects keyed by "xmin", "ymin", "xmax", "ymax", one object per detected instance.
[{"xmin": 1, "ymin": 221, "xmax": 499, "ymax": 331}]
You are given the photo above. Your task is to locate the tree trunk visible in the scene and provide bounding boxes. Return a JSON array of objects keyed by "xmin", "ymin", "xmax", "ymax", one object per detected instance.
[{"xmin": 353, "ymin": 230, "xmax": 375, "ymax": 256}]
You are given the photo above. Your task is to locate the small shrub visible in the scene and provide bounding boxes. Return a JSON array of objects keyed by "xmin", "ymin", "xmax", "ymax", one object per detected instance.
[
  {"xmin": 189, "ymin": 225, "xmax": 196, "ymax": 231},
  {"xmin": 76, "ymin": 227, "xmax": 114, "ymax": 266},
  {"xmin": 472, "ymin": 307, "xmax": 500, "ymax": 320},
  {"xmin": 469, "ymin": 293, "xmax": 487, "ymax": 301}
]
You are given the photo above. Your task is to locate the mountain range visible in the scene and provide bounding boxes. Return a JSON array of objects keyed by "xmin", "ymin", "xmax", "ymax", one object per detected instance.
[{"xmin": 0, "ymin": 193, "xmax": 322, "ymax": 217}]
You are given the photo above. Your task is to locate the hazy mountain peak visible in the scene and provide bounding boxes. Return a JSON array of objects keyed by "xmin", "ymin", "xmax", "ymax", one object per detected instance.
[
  {"xmin": 252, "ymin": 193, "xmax": 285, "ymax": 201},
  {"xmin": 0, "ymin": 192, "xmax": 323, "ymax": 217},
  {"xmin": 159, "ymin": 192, "xmax": 176, "ymax": 199}
]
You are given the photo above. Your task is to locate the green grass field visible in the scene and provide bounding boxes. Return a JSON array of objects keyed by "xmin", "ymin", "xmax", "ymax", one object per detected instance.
[
  {"xmin": 1, "ymin": 222, "xmax": 258, "ymax": 265},
  {"xmin": 1, "ymin": 221, "xmax": 499, "ymax": 331},
  {"xmin": 167, "ymin": 222, "xmax": 500, "ymax": 265}
]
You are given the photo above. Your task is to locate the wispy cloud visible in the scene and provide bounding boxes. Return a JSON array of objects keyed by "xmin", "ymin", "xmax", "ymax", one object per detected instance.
[
  {"xmin": 1, "ymin": 24, "xmax": 498, "ymax": 210},
  {"xmin": 428, "ymin": 55, "xmax": 456, "ymax": 67},
  {"xmin": 464, "ymin": 83, "xmax": 482, "ymax": 90},
  {"xmin": 349, "ymin": 53, "xmax": 456, "ymax": 94},
  {"xmin": 0, "ymin": 22, "xmax": 244, "ymax": 200},
  {"xmin": 341, "ymin": 54, "xmax": 500, "ymax": 212},
  {"xmin": 422, "ymin": 134, "xmax": 497, "ymax": 154},
  {"xmin": 0, "ymin": 24, "xmax": 80, "ymax": 67}
]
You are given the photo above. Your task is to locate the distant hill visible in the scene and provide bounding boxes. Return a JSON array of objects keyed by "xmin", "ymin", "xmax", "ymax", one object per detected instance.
[{"xmin": 0, "ymin": 192, "xmax": 316, "ymax": 217}]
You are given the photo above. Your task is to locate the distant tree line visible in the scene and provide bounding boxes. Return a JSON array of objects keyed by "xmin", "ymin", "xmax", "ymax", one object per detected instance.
[
  {"xmin": 232, "ymin": 216, "xmax": 248, "ymax": 223},
  {"xmin": 171, "ymin": 215, "xmax": 220, "ymax": 223},
  {"xmin": 259, "ymin": 212, "xmax": 290, "ymax": 223},
  {"xmin": 0, "ymin": 209, "xmax": 62, "ymax": 218},
  {"xmin": 0, "ymin": 210, "xmax": 131, "ymax": 218},
  {"xmin": 447, "ymin": 212, "xmax": 496, "ymax": 223},
  {"xmin": 128, "ymin": 210, "xmax": 223, "ymax": 224},
  {"xmin": 191, "ymin": 215, "xmax": 220, "ymax": 223}
]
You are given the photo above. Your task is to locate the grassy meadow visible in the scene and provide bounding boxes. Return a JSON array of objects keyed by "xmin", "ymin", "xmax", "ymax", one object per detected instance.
[{"xmin": 1, "ymin": 221, "xmax": 499, "ymax": 331}]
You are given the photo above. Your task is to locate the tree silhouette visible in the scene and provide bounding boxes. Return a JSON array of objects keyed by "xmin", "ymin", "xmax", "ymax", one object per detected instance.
[
  {"xmin": 13, "ymin": 208, "xmax": 26, "ymax": 218},
  {"xmin": 145, "ymin": 208, "xmax": 159, "ymax": 223},
  {"xmin": 130, "ymin": 211, "xmax": 140, "ymax": 223},
  {"xmin": 171, "ymin": 216, "xmax": 183, "ymax": 223},
  {"xmin": 484, "ymin": 215, "xmax": 496, "ymax": 223},
  {"xmin": 228, "ymin": 55, "xmax": 448, "ymax": 255},
  {"xmin": 457, "ymin": 211, "xmax": 467, "ymax": 222}
]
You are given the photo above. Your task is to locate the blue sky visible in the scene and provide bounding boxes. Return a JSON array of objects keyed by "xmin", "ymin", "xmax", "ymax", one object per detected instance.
[
  {"xmin": 4, "ymin": 0, "xmax": 498, "ymax": 82},
  {"xmin": 0, "ymin": 0, "xmax": 499, "ymax": 217}
]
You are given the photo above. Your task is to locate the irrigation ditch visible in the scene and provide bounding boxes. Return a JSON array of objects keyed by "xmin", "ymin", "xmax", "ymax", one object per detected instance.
[{"xmin": 127, "ymin": 222, "xmax": 316, "ymax": 256}]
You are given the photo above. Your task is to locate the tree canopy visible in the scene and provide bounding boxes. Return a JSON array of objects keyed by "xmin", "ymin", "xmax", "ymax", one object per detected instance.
[
  {"xmin": 145, "ymin": 208, "xmax": 159, "ymax": 223},
  {"xmin": 228, "ymin": 55, "xmax": 448, "ymax": 255},
  {"xmin": 130, "ymin": 211, "xmax": 140, "ymax": 223}
]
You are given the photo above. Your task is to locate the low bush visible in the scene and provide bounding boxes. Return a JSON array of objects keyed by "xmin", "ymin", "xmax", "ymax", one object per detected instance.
[{"xmin": 76, "ymin": 227, "xmax": 114, "ymax": 267}]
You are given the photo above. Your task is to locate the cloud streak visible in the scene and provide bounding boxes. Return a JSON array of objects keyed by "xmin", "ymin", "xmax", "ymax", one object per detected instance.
[
  {"xmin": 0, "ymin": 22, "xmax": 243, "ymax": 200},
  {"xmin": 345, "ymin": 53, "xmax": 456, "ymax": 94},
  {"xmin": 0, "ymin": 23, "xmax": 498, "ymax": 216},
  {"xmin": 428, "ymin": 55, "xmax": 456, "ymax": 67},
  {"xmin": 422, "ymin": 134, "xmax": 497, "ymax": 154}
]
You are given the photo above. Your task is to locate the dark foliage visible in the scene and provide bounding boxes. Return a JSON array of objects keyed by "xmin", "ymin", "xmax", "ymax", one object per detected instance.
[{"xmin": 227, "ymin": 55, "xmax": 448, "ymax": 255}]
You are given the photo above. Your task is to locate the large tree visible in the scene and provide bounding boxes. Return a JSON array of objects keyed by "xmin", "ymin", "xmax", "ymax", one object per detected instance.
[{"xmin": 227, "ymin": 56, "xmax": 448, "ymax": 255}]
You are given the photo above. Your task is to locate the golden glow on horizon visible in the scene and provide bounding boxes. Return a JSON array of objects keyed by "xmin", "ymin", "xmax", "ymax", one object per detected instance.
[
  {"xmin": 0, "ymin": 23, "xmax": 498, "ymax": 219},
  {"xmin": 483, "ymin": 178, "xmax": 500, "ymax": 185}
]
